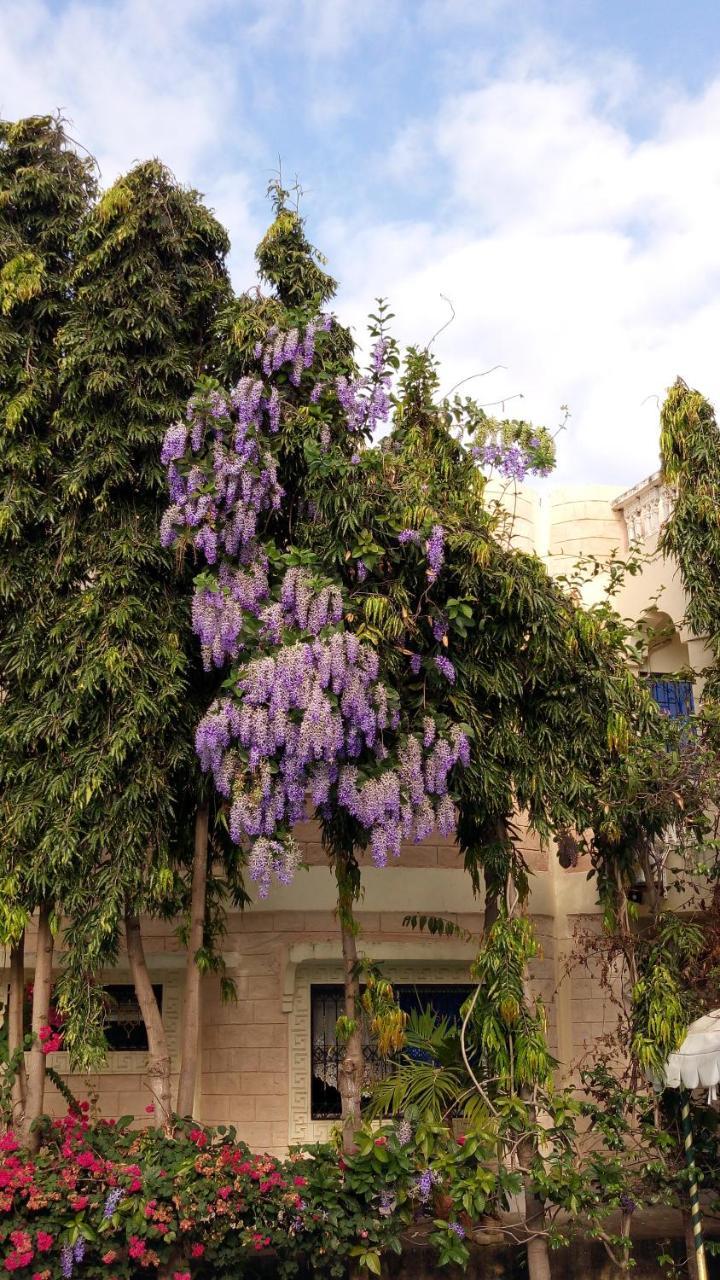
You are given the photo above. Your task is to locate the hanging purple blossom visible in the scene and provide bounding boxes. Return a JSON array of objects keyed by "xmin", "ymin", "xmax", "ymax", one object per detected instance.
[
  {"xmin": 426, "ymin": 525, "xmax": 445, "ymax": 584},
  {"xmin": 162, "ymin": 311, "xmax": 471, "ymax": 897},
  {"xmin": 434, "ymin": 655, "xmax": 456, "ymax": 683}
]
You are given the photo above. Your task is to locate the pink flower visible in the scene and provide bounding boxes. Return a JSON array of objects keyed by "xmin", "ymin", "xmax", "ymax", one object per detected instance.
[
  {"xmin": 293, "ymin": 1175, "xmax": 307, "ymax": 1187},
  {"xmin": 0, "ymin": 1135, "xmax": 19, "ymax": 1154},
  {"xmin": 35, "ymin": 1233, "xmax": 53, "ymax": 1253},
  {"xmin": 374, "ymin": 1137, "xmax": 387, "ymax": 1147},
  {"xmin": 68, "ymin": 1194, "xmax": 89, "ymax": 1211},
  {"xmin": 144, "ymin": 1105, "xmax": 155, "ymax": 1115},
  {"xmin": 190, "ymin": 1243, "xmax": 205, "ymax": 1258},
  {"xmin": 4, "ymin": 1250, "xmax": 34, "ymax": 1272},
  {"xmin": 102, "ymin": 1252, "xmax": 118, "ymax": 1265},
  {"xmin": 217, "ymin": 1186, "xmax": 232, "ymax": 1200},
  {"xmin": 188, "ymin": 1128, "xmax": 207, "ymax": 1148},
  {"xmin": 457, "ymin": 1135, "xmax": 466, "ymax": 1146},
  {"xmin": 173, "ymin": 1273, "xmax": 190, "ymax": 1280}
]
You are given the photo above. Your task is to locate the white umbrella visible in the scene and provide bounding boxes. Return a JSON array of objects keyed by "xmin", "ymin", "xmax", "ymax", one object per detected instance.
[
  {"xmin": 664, "ymin": 1009, "xmax": 720, "ymax": 1101},
  {"xmin": 659, "ymin": 1008, "xmax": 720, "ymax": 1280}
]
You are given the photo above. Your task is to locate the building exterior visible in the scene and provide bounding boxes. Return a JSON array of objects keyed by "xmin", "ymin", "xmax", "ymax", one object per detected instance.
[{"xmin": 5, "ymin": 471, "xmax": 711, "ymax": 1155}]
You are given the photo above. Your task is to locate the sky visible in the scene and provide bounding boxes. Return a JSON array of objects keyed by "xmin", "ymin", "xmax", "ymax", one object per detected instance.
[{"xmin": 3, "ymin": 0, "xmax": 720, "ymax": 489}]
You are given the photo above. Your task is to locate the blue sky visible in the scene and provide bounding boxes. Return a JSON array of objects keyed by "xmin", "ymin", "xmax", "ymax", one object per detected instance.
[{"xmin": 3, "ymin": 0, "xmax": 720, "ymax": 488}]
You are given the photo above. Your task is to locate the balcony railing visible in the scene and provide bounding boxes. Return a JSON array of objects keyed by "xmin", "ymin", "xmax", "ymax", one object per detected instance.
[{"xmin": 612, "ymin": 470, "xmax": 675, "ymax": 545}]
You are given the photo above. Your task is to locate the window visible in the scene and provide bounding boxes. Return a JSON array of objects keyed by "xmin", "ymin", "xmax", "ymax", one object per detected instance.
[
  {"xmin": 647, "ymin": 677, "xmax": 694, "ymax": 719},
  {"xmin": 102, "ymin": 984, "xmax": 162, "ymax": 1052},
  {"xmin": 310, "ymin": 982, "xmax": 473, "ymax": 1120}
]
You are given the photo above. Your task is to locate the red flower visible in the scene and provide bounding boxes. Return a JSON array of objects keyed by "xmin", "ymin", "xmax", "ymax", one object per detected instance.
[
  {"xmin": 457, "ymin": 1134, "xmax": 466, "ymax": 1146},
  {"xmin": 188, "ymin": 1129, "xmax": 207, "ymax": 1149},
  {"xmin": 173, "ymin": 1273, "xmax": 190, "ymax": 1280},
  {"xmin": 102, "ymin": 1252, "xmax": 118, "ymax": 1265},
  {"xmin": 144, "ymin": 1105, "xmax": 155, "ymax": 1115},
  {"xmin": 35, "ymin": 1233, "xmax": 53, "ymax": 1253},
  {"xmin": 293, "ymin": 1175, "xmax": 307, "ymax": 1187},
  {"xmin": 374, "ymin": 1137, "xmax": 387, "ymax": 1147},
  {"xmin": 217, "ymin": 1185, "xmax": 232, "ymax": 1200},
  {"xmin": 80, "ymin": 1101, "xmax": 90, "ymax": 1113},
  {"xmin": 0, "ymin": 1134, "xmax": 19, "ymax": 1154},
  {"xmin": 68, "ymin": 1195, "xmax": 89, "ymax": 1211},
  {"xmin": 4, "ymin": 1251, "xmax": 34, "ymax": 1272},
  {"xmin": 190, "ymin": 1243, "xmax": 205, "ymax": 1258}
]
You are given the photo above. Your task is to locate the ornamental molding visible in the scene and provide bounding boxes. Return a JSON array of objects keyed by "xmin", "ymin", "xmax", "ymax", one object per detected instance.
[
  {"xmin": 612, "ymin": 471, "xmax": 676, "ymax": 545},
  {"xmin": 280, "ymin": 939, "xmax": 477, "ymax": 1014}
]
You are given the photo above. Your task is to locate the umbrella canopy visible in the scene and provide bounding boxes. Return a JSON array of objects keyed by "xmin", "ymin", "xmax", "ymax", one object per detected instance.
[{"xmin": 663, "ymin": 1009, "xmax": 720, "ymax": 1101}]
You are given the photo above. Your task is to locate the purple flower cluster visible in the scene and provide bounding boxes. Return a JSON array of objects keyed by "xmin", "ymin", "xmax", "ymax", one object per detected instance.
[
  {"xmin": 103, "ymin": 1187, "xmax": 124, "ymax": 1219},
  {"xmin": 415, "ymin": 1169, "xmax": 437, "ymax": 1203},
  {"xmin": 256, "ymin": 316, "xmax": 332, "ymax": 387},
  {"xmin": 335, "ymin": 338, "xmax": 392, "ymax": 436},
  {"xmin": 60, "ymin": 1241, "xmax": 84, "ymax": 1278},
  {"xmin": 395, "ymin": 1117, "xmax": 412, "ymax": 1146},
  {"xmin": 397, "ymin": 529, "xmax": 421, "ymax": 545},
  {"xmin": 248, "ymin": 837, "xmax": 302, "ymax": 899},
  {"xmin": 473, "ymin": 436, "xmax": 552, "ymax": 482},
  {"xmin": 434, "ymin": 654, "xmax": 456, "ymax": 683},
  {"xmin": 162, "ymin": 315, "xmax": 471, "ymax": 900},
  {"xmin": 425, "ymin": 524, "xmax": 445, "ymax": 584},
  {"xmin": 192, "ymin": 561, "xmax": 270, "ymax": 670},
  {"xmin": 449, "ymin": 1221, "xmax": 466, "ymax": 1239},
  {"xmin": 160, "ymin": 384, "xmax": 284, "ymax": 566}
]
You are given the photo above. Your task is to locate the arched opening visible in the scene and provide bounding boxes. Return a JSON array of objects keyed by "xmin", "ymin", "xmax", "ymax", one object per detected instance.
[{"xmin": 638, "ymin": 609, "xmax": 694, "ymax": 717}]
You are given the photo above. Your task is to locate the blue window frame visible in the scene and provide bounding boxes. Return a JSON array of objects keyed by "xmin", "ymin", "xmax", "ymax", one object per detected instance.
[{"xmin": 648, "ymin": 678, "xmax": 694, "ymax": 718}]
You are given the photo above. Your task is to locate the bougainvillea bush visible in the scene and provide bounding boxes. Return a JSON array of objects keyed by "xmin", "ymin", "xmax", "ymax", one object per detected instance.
[{"xmin": 0, "ymin": 1110, "xmax": 497, "ymax": 1278}]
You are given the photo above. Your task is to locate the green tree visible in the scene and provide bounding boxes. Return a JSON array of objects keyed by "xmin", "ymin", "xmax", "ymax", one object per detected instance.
[
  {"xmin": 0, "ymin": 143, "xmax": 233, "ymax": 1133},
  {"xmin": 0, "ymin": 114, "xmax": 97, "ymax": 1140}
]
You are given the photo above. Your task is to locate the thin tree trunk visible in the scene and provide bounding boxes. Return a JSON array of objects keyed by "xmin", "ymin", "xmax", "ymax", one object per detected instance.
[
  {"xmin": 8, "ymin": 933, "xmax": 27, "ymax": 1124},
  {"xmin": 176, "ymin": 804, "xmax": 208, "ymax": 1118},
  {"xmin": 336, "ymin": 866, "xmax": 363, "ymax": 1154},
  {"xmin": 483, "ymin": 886, "xmax": 500, "ymax": 932},
  {"xmin": 22, "ymin": 904, "xmax": 54, "ymax": 1151},
  {"xmin": 125, "ymin": 910, "xmax": 171, "ymax": 1129},
  {"xmin": 519, "ymin": 1132, "xmax": 552, "ymax": 1280},
  {"xmin": 683, "ymin": 1206, "xmax": 701, "ymax": 1280}
]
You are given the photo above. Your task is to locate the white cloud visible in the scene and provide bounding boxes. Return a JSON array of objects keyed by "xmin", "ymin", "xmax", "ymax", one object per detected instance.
[
  {"xmin": 0, "ymin": 0, "xmax": 252, "ymax": 182},
  {"xmin": 325, "ymin": 59, "xmax": 720, "ymax": 488},
  {"xmin": 3, "ymin": 2, "xmax": 720, "ymax": 490}
]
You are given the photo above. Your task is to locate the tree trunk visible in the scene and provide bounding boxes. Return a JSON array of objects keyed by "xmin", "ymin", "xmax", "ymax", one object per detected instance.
[
  {"xmin": 22, "ymin": 904, "xmax": 54, "ymax": 1151},
  {"xmin": 8, "ymin": 933, "xmax": 27, "ymax": 1124},
  {"xmin": 336, "ymin": 868, "xmax": 363, "ymax": 1154},
  {"xmin": 519, "ymin": 1132, "xmax": 551, "ymax": 1280},
  {"xmin": 683, "ymin": 1207, "xmax": 701, "ymax": 1280},
  {"xmin": 125, "ymin": 910, "xmax": 172, "ymax": 1128},
  {"xmin": 483, "ymin": 886, "xmax": 500, "ymax": 932},
  {"xmin": 176, "ymin": 805, "xmax": 209, "ymax": 1118}
]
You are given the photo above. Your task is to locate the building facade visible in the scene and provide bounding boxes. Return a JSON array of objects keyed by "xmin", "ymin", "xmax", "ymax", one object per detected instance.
[{"xmin": 5, "ymin": 471, "xmax": 710, "ymax": 1154}]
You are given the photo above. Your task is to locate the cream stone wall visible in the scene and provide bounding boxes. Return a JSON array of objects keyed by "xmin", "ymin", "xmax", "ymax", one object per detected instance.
[{"xmin": 1, "ymin": 469, "xmax": 707, "ymax": 1153}]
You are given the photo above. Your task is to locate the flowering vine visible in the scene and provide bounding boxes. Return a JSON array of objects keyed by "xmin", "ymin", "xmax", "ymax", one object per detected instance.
[{"xmin": 161, "ymin": 316, "xmax": 470, "ymax": 895}]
